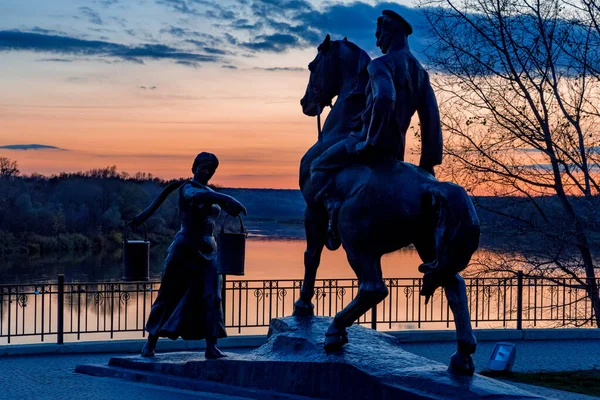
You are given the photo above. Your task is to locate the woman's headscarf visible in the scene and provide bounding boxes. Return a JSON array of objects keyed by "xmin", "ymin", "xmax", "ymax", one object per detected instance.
[{"xmin": 192, "ymin": 152, "xmax": 219, "ymax": 173}]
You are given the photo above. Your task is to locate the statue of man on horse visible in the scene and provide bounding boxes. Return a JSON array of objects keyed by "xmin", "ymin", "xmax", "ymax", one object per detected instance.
[
  {"xmin": 294, "ymin": 9, "xmax": 481, "ymax": 376},
  {"xmin": 310, "ymin": 9, "xmax": 443, "ymax": 251}
]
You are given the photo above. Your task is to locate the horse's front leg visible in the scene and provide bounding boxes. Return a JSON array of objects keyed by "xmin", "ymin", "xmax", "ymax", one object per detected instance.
[
  {"xmin": 294, "ymin": 205, "xmax": 327, "ymax": 316},
  {"xmin": 324, "ymin": 253, "xmax": 388, "ymax": 351},
  {"xmin": 444, "ymin": 274, "xmax": 477, "ymax": 376}
]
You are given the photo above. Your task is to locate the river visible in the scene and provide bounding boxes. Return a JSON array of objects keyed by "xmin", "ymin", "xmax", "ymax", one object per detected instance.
[{"xmin": 0, "ymin": 239, "xmax": 430, "ymax": 284}]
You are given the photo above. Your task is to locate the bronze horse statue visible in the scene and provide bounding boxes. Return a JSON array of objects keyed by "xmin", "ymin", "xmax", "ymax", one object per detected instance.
[{"xmin": 292, "ymin": 36, "xmax": 481, "ymax": 375}]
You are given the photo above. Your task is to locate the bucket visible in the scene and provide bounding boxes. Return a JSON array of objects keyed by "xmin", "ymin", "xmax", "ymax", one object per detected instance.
[
  {"xmin": 122, "ymin": 222, "xmax": 150, "ymax": 281},
  {"xmin": 217, "ymin": 215, "xmax": 247, "ymax": 276}
]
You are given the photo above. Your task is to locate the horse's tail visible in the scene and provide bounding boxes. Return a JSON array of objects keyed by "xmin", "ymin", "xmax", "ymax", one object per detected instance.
[{"xmin": 419, "ymin": 184, "xmax": 480, "ymax": 301}]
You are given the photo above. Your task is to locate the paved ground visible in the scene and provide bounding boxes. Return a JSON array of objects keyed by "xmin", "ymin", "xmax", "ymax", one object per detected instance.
[
  {"xmin": 0, "ymin": 340, "xmax": 598, "ymax": 399},
  {"xmin": 403, "ymin": 340, "xmax": 600, "ymax": 399},
  {"xmin": 401, "ymin": 339, "xmax": 600, "ymax": 373},
  {"xmin": 0, "ymin": 351, "xmax": 252, "ymax": 400}
]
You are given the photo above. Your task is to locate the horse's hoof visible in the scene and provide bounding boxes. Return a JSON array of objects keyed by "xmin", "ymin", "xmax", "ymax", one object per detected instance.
[
  {"xmin": 324, "ymin": 331, "xmax": 348, "ymax": 352},
  {"xmin": 293, "ymin": 300, "xmax": 315, "ymax": 317},
  {"xmin": 448, "ymin": 351, "xmax": 475, "ymax": 376},
  {"xmin": 140, "ymin": 347, "xmax": 155, "ymax": 358}
]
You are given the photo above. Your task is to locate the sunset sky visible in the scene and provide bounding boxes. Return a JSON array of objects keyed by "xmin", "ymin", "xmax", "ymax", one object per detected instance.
[{"xmin": 0, "ymin": 0, "xmax": 434, "ymax": 188}]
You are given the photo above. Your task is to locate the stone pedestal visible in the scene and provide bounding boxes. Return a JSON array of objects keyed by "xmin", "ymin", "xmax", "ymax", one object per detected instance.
[{"xmin": 77, "ymin": 316, "xmax": 543, "ymax": 399}]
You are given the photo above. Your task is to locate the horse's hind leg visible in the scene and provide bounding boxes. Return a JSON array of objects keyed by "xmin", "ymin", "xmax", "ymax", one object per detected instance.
[
  {"xmin": 444, "ymin": 274, "xmax": 477, "ymax": 376},
  {"xmin": 293, "ymin": 204, "xmax": 328, "ymax": 316},
  {"xmin": 324, "ymin": 252, "xmax": 388, "ymax": 351}
]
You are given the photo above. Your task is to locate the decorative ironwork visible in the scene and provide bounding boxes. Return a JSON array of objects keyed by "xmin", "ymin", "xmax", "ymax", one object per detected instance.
[
  {"xmin": 277, "ymin": 289, "xmax": 287, "ymax": 300},
  {"xmin": 0, "ymin": 276, "xmax": 596, "ymax": 343},
  {"xmin": 315, "ymin": 288, "xmax": 326, "ymax": 300},
  {"xmin": 119, "ymin": 292, "xmax": 131, "ymax": 304},
  {"xmin": 233, "ymin": 281, "xmax": 248, "ymax": 289},
  {"xmin": 17, "ymin": 294, "xmax": 27, "ymax": 308},
  {"xmin": 94, "ymin": 292, "xmax": 104, "ymax": 305},
  {"xmin": 265, "ymin": 281, "xmax": 276, "ymax": 289}
]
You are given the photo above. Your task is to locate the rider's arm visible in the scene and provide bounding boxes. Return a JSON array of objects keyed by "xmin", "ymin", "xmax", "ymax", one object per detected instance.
[{"xmin": 364, "ymin": 58, "xmax": 396, "ymax": 149}]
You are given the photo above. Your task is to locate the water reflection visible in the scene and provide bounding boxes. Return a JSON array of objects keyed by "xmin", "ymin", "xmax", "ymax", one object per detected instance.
[{"xmin": 0, "ymin": 239, "xmax": 426, "ymax": 284}]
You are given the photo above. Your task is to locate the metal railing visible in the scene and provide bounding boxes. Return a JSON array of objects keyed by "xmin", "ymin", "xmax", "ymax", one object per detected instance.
[{"xmin": 0, "ymin": 272, "xmax": 598, "ymax": 344}]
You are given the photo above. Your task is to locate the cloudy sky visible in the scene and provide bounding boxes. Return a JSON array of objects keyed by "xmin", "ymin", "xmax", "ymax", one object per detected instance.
[{"xmin": 0, "ymin": 0, "xmax": 431, "ymax": 188}]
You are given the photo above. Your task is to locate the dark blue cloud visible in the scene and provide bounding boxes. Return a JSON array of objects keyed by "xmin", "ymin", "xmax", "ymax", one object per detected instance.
[
  {"xmin": 251, "ymin": 0, "xmax": 314, "ymax": 18},
  {"xmin": 37, "ymin": 58, "xmax": 73, "ymax": 62},
  {"xmin": 185, "ymin": 39, "xmax": 207, "ymax": 47},
  {"xmin": 0, "ymin": 30, "xmax": 220, "ymax": 64},
  {"xmin": 94, "ymin": 0, "xmax": 120, "ymax": 6},
  {"xmin": 79, "ymin": 7, "xmax": 104, "ymax": 25},
  {"xmin": 176, "ymin": 60, "xmax": 201, "ymax": 68},
  {"xmin": 255, "ymin": 67, "xmax": 304, "ymax": 72},
  {"xmin": 0, "ymin": 144, "xmax": 65, "ymax": 151},
  {"xmin": 219, "ymin": 1, "xmax": 429, "ymax": 56},
  {"xmin": 241, "ymin": 33, "xmax": 299, "ymax": 52},
  {"xmin": 231, "ymin": 19, "xmax": 263, "ymax": 30},
  {"xmin": 202, "ymin": 47, "xmax": 228, "ymax": 55},
  {"xmin": 205, "ymin": 8, "xmax": 236, "ymax": 20},
  {"xmin": 29, "ymin": 26, "xmax": 69, "ymax": 36},
  {"xmin": 158, "ymin": 0, "xmax": 237, "ymax": 19},
  {"xmin": 161, "ymin": 26, "xmax": 223, "ymax": 46}
]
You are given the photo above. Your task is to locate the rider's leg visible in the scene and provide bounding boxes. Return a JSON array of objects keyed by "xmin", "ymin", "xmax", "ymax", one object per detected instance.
[
  {"xmin": 311, "ymin": 139, "xmax": 354, "ymax": 250},
  {"xmin": 419, "ymin": 163, "xmax": 435, "ymax": 176}
]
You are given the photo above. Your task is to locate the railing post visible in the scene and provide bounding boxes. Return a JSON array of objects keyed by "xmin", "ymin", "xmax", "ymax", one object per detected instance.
[
  {"xmin": 221, "ymin": 274, "xmax": 227, "ymax": 322},
  {"xmin": 371, "ymin": 306, "xmax": 377, "ymax": 330},
  {"xmin": 110, "ymin": 284, "xmax": 114, "ymax": 339},
  {"xmin": 516, "ymin": 271, "xmax": 523, "ymax": 330},
  {"xmin": 57, "ymin": 274, "xmax": 64, "ymax": 344}
]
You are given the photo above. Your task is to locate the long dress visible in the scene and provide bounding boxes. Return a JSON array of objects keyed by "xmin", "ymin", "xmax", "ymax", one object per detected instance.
[{"xmin": 144, "ymin": 181, "xmax": 226, "ymax": 340}]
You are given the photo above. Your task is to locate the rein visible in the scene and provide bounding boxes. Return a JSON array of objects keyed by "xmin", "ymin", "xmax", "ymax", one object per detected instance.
[{"xmin": 317, "ymin": 104, "xmax": 322, "ymax": 142}]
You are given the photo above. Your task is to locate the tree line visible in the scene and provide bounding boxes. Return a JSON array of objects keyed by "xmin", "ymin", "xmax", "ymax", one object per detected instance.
[{"xmin": 0, "ymin": 159, "xmax": 183, "ymax": 256}]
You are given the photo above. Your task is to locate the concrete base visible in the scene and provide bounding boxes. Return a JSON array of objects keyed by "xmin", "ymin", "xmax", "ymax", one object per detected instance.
[{"xmin": 76, "ymin": 317, "xmax": 544, "ymax": 399}]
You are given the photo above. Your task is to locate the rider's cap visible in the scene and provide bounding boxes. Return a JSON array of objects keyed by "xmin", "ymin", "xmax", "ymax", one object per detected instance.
[{"xmin": 381, "ymin": 9, "xmax": 413, "ymax": 36}]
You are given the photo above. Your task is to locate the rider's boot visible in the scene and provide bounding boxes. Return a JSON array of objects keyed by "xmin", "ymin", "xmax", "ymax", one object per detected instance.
[
  {"xmin": 313, "ymin": 172, "xmax": 342, "ymax": 251},
  {"xmin": 323, "ymin": 195, "xmax": 341, "ymax": 251}
]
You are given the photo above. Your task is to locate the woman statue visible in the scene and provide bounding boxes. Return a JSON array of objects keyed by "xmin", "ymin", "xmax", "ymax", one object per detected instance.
[{"xmin": 141, "ymin": 152, "xmax": 247, "ymax": 358}]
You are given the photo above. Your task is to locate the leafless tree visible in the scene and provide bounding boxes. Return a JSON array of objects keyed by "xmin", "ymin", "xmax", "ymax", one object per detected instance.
[
  {"xmin": 0, "ymin": 157, "xmax": 19, "ymax": 179},
  {"xmin": 418, "ymin": 0, "xmax": 600, "ymax": 326}
]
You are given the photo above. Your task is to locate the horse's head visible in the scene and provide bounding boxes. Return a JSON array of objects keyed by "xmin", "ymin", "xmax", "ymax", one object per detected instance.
[{"xmin": 300, "ymin": 35, "xmax": 371, "ymax": 117}]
